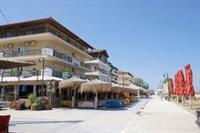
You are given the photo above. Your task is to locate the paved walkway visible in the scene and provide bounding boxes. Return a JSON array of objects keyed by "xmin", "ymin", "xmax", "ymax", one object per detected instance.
[
  {"xmin": 122, "ymin": 96, "xmax": 200, "ymax": 133},
  {"xmin": 0, "ymin": 96, "xmax": 199, "ymax": 133}
]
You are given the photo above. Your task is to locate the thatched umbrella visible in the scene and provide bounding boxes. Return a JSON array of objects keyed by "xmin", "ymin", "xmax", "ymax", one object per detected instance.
[
  {"xmin": 80, "ymin": 79, "xmax": 112, "ymax": 109},
  {"xmin": 111, "ymin": 83, "xmax": 122, "ymax": 93},
  {"xmin": 80, "ymin": 79, "xmax": 112, "ymax": 93},
  {"xmin": 59, "ymin": 77, "xmax": 87, "ymax": 89},
  {"xmin": 129, "ymin": 84, "xmax": 140, "ymax": 96},
  {"xmin": 58, "ymin": 77, "xmax": 87, "ymax": 108},
  {"xmin": 111, "ymin": 83, "xmax": 125, "ymax": 99}
]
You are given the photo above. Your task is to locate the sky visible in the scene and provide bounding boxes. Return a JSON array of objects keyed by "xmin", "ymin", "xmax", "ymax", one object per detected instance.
[{"xmin": 0, "ymin": 0, "xmax": 200, "ymax": 90}]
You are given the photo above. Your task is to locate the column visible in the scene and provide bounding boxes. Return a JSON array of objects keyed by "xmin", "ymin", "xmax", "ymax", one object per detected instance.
[
  {"xmin": 33, "ymin": 85, "xmax": 37, "ymax": 96},
  {"xmin": 137, "ymin": 89, "xmax": 140, "ymax": 99},
  {"xmin": 14, "ymin": 85, "xmax": 19, "ymax": 100},
  {"xmin": 1, "ymin": 86, "xmax": 4, "ymax": 100},
  {"xmin": 72, "ymin": 89, "xmax": 76, "ymax": 108},
  {"xmin": 95, "ymin": 92, "xmax": 98, "ymax": 109}
]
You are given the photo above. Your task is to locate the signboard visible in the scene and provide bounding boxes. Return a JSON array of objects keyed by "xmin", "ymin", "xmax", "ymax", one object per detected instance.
[
  {"xmin": 163, "ymin": 82, "xmax": 169, "ymax": 94},
  {"xmin": 62, "ymin": 71, "xmax": 72, "ymax": 79}
]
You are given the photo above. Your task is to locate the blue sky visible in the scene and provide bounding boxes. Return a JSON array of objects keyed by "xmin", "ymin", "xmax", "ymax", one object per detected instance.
[{"xmin": 0, "ymin": 0, "xmax": 200, "ymax": 90}]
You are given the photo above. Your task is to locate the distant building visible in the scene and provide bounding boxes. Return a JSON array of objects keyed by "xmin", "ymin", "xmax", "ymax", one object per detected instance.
[
  {"xmin": 85, "ymin": 49, "xmax": 111, "ymax": 82},
  {"xmin": 117, "ymin": 70, "xmax": 134, "ymax": 85},
  {"xmin": 108, "ymin": 62, "xmax": 118, "ymax": 83}
]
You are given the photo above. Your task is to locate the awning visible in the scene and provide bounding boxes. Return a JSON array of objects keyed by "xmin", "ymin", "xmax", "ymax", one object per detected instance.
[{"xmin": 0, "ymin": 57, "xmax": 34, "ymax": 69}]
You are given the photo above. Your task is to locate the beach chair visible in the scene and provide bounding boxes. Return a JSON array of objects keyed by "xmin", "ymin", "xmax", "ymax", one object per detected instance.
[{"xmin": 0, "ymin": 115, "xmax": 11, "ymax": 133}]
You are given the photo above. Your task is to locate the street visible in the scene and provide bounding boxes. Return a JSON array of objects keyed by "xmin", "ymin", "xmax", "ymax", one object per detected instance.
[{"xmin": 0, "ymin": 96, "xmax": 199, "ymax": 133}]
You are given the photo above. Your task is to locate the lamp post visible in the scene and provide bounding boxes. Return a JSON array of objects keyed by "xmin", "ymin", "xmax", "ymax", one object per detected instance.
[
  {"xmin": 163, "ymin": 72, "xmax": 169, "ymax": 100},
  {"xmin": 31, "ymin": 68, "xmax": 39, "ymax": 81},
  {"xmin": 39, "ymin": 58, "xmax": 45, "ymax": 97}
]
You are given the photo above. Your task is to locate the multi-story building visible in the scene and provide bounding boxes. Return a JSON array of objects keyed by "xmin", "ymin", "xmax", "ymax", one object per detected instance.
[
  {"xmin": 108, "ymin": 62, "xmax": 118, "ymax": 83},
  {"xmin": 85, "ymin": 49, "xmax": 111, "ymax": 82},
  {"xmin": 0, "ymin": 17, "xmax": 94, "ymax": 101},
  {"xmin": 117, "ymin": 70, "xmax": 134, "ymax": 85}
]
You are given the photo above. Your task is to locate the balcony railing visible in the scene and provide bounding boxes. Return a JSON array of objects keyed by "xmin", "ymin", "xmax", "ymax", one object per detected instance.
[
  {"xmin": 1, "ymin": 69, "xmax": 62, "ymax": 79},
  {"xmin": 0, "ymin": 26, "xmax": 90, "ymax": 54},
  {"xmin": 1, "ymin": 48, "xmax": 91, "ymax": 70}
]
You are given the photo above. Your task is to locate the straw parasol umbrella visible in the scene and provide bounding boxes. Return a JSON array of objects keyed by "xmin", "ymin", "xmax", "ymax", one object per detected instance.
[
  {"xmin": 80, "ymin": 79, "xmax": 112, "ymax": 109},
  {"xmin": 111, "ymin": 83, "xmax": 122, "ymax": 93},
  {"xmin": 80, "ymin": 79, "xmax": 112, "ymax": 93},
  {"xmin": 59, "ymin": 77, "xmax": 87, "ymax": 89},
  {"xmin": 112, "ymin": 83, "xmax": 125, "ymax": 99},
  {"xmin": 58, "ymin": 77, "xmax": 87, "ymax": 108},
  {"xmin": 129, "ymin": 84, "xmax": 140, "ymax": 96}
]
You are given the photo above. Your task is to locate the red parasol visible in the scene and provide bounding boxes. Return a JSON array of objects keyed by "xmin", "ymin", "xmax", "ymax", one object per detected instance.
[
  {"xmin": 185, "ymin": 64, "xmax": 195, "ymax": 96},
  {"xmin": 177, "ymin": 70, "xmax": 186, "ymax": 96}
]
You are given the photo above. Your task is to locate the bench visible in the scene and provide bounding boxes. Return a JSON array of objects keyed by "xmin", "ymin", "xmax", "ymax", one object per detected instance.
[{"xmin": 0, "ymin": 115, "xmax": 11, "ymax": 133}]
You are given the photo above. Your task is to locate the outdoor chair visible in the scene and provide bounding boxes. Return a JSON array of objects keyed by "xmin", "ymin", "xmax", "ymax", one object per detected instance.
[{"xmin": 0, "ymin": 115, "xmax": 11, "ymax": 133}]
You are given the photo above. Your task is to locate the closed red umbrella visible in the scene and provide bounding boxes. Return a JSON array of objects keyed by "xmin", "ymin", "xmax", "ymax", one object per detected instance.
[
  {"xmin": 185, "ymin": 64, "xmax": 195, "ymax": 96},
  {"xmin": 177, "ymin": 70, "xmax": 186, "ymax": 96}
]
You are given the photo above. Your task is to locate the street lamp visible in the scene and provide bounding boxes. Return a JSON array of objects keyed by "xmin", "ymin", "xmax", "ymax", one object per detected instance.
[
  {"xmin": 39, "ymin": 58, "xmax": 45, "ymax": 97},
  {"xmin": 31, "ymin": 68, "xmax": 39, "ymax": 81}
]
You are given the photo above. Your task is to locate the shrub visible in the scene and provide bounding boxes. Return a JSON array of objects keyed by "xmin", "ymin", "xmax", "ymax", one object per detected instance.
[{"xmin": 28, "ymin": 94, "xmax": 37, "ymax": 105}]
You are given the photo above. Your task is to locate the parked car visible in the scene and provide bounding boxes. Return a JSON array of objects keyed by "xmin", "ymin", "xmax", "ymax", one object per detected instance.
[{"xmin": 105, "ymin": 100, "xmax": 124, "ymax": 108}]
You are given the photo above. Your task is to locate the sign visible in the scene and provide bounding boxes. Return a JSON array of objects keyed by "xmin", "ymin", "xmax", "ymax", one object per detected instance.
[{"xmin": 62, "ymin": 71, "xmax": 72, "ymax": 79}]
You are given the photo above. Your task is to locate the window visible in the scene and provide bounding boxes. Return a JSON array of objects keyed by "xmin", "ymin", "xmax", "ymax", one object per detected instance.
[
  {"xmin": 19, "ymin": 85, "xmax": 33, "ymax": 98},
  {"xmin": 24, "ymin": 29, "xmax": 32, "ymax": 35},
  {"xmin": 33, "ymin": 27, "xmax": 46, "ymax": 33},
  {"xmin": 6, "ymin": 31, "xmax": 17, "ymax": 37}
]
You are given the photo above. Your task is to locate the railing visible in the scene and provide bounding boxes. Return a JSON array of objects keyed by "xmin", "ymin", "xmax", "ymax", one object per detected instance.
[
  {"xmin": 1, "ymin": 68, "xmax": 84, "ymax": 79},
  {"xmin": 0, "ymin": 26, "xmax": 90, "ymax": 54},
  {"xmin": 1, "ymin": 49, "xmax": 91, "ymax": 70},
  {"xmin": 3, "ymin": 49, "xmax": 42, "ymax": 57}
]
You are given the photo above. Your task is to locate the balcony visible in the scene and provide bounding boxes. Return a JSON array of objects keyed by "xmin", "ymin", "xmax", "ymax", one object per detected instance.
[
  {"xmin": 0, "ymin": 48, "xmax": 91, "ymax": 70},
  {"xmin": 0, "ymin": 27, "xmax": 90, "ymax": 54},
  {"xmin": 85, "ymin": 58, "xmax": 110, "ymax": 72},
  {"xmin": 0, "ymin": 69, "xmax": 80, "ymax": 79}
]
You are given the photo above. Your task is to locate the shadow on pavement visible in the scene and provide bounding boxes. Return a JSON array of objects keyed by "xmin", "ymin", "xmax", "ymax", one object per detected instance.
[{"xmin": 11, "ymin": 120, "xmax": 83, "ymax": 125}]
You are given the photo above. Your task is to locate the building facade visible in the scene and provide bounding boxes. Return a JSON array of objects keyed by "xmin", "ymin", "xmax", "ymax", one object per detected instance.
[
  {"xmin": 108, "ymin": 62, "xmax": 118, "ymax": 83},
  {"xmin": 0, "ymin": 17, "xmax": 94, "ymax": 102},
  {"xmin": 117, "ymin": 70, "xmax": 134, "ymax": 85},
  {"xmin": 85, "ymin": 49, "xmax": 111, "ymax": 82}
]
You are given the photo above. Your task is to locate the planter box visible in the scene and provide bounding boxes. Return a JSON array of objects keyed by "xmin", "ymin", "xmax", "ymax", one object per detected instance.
[
  {"xmin": 60, "ymin": 100, "xmax": 72, "ymax": 107},
  {"xmin": 78, "ymin": 101, "xmax": 95, "ymax": 108}
]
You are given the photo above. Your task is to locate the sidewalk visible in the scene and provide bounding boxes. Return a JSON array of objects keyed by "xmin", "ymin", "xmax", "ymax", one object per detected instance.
[{"xmin": 121, "ymin": 95, "xmax": 200, "ymax": 133}]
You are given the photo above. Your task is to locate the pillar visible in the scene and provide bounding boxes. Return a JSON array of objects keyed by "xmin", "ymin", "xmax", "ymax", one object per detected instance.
[
  {"xmin": 189, "ymin": 95, "xmax": 192, "ymax": 108},
  {"xmin": 1, "ymin": 86, "xmax": 4, "ymax": 100},
  {"xmin": 33, "ymin": 85, "xmax": 37, "ymax": 96},
  {"xmin": 72, "ymin": 89, "xmax": 76, "ymax": 108},
  {"xmin": 95, "ymin": 92, "xmax": 98, "ymax": 109},
  {"xmin": 105, "ymin": 92, "xmax": 108, "ymax": 100},
  {"xmin": 14, "ymin": 85, "xmax": 19, "ymax": 100},
  {"xmin": 116, "ymin": 93, "xmax": 119, "ymax": 100},
  {"xmin": 137, "ymin": 90, "xmax": 140, "ymax": 99}
]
